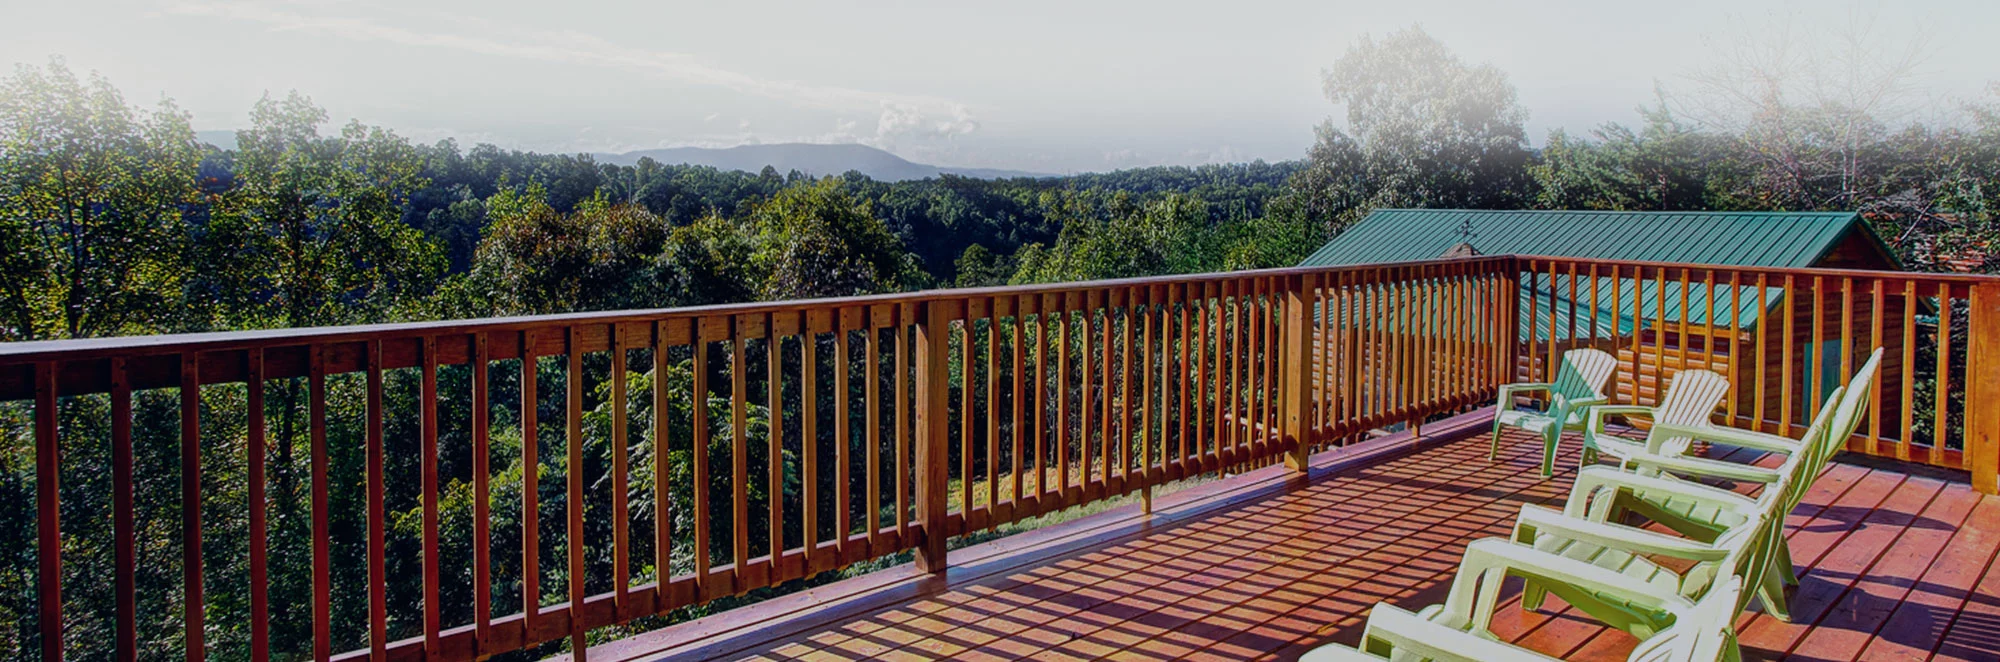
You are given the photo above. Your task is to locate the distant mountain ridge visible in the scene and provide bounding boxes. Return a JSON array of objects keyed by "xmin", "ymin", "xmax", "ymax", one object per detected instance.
[
  {"xmin": 594, "ymin": 143, "xmax": 1051, "ymax": 181},
  {"xmin": 194, "ymin": 132, "xmax": 1052, "ymax": 181}
]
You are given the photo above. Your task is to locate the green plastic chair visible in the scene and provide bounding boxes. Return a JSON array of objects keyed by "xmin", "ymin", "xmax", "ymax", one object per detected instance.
[
  {"xmin": 1300, "ymin": 546, "xmax": 1749, "ymax": 662},
  {"xmin": 1492, "ymin": 348, "xmax": 1618, "ymax": 477},
  {"xmin": 1579, "ymin": 368, "xmax": 1731, "ymax": 469}
]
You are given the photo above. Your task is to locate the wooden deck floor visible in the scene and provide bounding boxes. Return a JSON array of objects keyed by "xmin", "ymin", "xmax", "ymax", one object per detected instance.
[{"xmin": 582, "ymin": 423, "xmax": 2000, "ymax": 662}]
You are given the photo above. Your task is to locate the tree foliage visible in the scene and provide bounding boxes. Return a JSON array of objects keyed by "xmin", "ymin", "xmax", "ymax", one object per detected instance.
[{"xmin": 0, "ymin": 59, "xmax": 202, "ymax": 340}]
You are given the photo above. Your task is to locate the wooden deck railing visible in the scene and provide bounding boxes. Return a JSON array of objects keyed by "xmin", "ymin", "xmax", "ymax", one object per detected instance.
[
  {"xmin": 3, "ymin": 253, "xmax": 1995, "ymax": 661},
  {"xmin": 1512, "ymin": 256, "xmax": 2000, "ymax": 491}
]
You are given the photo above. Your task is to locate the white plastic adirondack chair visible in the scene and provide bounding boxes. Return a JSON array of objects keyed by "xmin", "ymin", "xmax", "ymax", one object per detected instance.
[
  {"xmin": 1492, "ymin": 348, "xmax": 1618, "ymax": 477},
  {"xmin": 1603, "ymin": 348, "xmax": 1884, "ymax": 610},
  {"xmin": 1580, "ymin": 368, "xmax": 1731, "ymax": 469},
  {"xmin": 1300, "ymin": 548, "xmax": 1749, "ymax": 662},
  {"xmin": 1526, "ymin": 390, "xmax": 1839, "ymax": 623}
]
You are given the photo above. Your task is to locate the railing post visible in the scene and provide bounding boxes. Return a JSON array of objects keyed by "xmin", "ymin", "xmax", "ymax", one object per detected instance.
[
  {"xmin": 1281, "ymin": 272, "xmax": 1317, "ymax": 472},
  {"xmin": 914, "ymin": 299, "xmax": 954, "ymax": 572},
  {"xmin": 1967, "ymin": 282, "xmax": 2000, "ymax": 495},
  {"xmin": 1503, "ymin": 257, "xmax": 1522, "ymax": 388}
]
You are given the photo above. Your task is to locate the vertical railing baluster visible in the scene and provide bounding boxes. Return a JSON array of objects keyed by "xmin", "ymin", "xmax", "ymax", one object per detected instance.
[
  {"xmin": 1011, "ymin": 296, "xmax": 1026, "ymax": 513},
  {"xmin": 1780, "ymin": 274, "xmax": 1795, "ymax": 436},
  {"xmin": 803, "ymin": 314, "xmax": 820, "ymax": 560},
  {"xmin": 36, "ymin": 361, "xmax": 61, "ymax": 662},
  {"xmin": 310, "ymin": 345, "xmax": 331, "ymax": 662},
  {"xmin": 767, "ymin": 315, "xmax": 784, "ymax": 575},
  {"xmin": 1866, "ymin": 281, "xmax": 1885, "ymax": 454},
  {"xmin": 835, "ymin": 313, "xmax": 852, "ymax": 557},
  {"xmin": 112, "ymin": 357, "xmax": 134, "ymax": 662},
  {"xmin": 473, "ymin": 332, "xmax": 492, "ymax": 651},
  {"xmin": 1728, "ymin": 272, "xmax": 1743, "ymax": 427},
  {"xmin": 1168, "ymin": 286, "xmax": 1184, "ymax": 466},
  {"xmin": 247, "ymin": 349, "xmax": 268, "ymax": 662},
  {"xmin": 1934, "ymin": 284, "xmax": 1953, "ymax": 467},
  {"xmin": 1080, "ymin": 293, "xmax": 1095, "ymax": 495},
  {"xmin": 984, "ymin": 298, "xmax": 999, "ymax": 523},
  {"xmin": 366, "ymin": 340, "xmax": 385, "ymax": 660},
  {"xmin": 521, "ymin": 330, "xmax": 542, "ymax": 632},
  {"xmin": 612, "ymin": 324, "xmax": 630, "ymax": 609},
  {"xmin": 965, "ymin": 305, "xmax": 979, "ymax": 514},
  {"xmin": 565, "ymin": 328, "xmax": 587, "ymax": 657},
  {"xmin": 421, "ymin": 336, "xmax": 441, "ymax": 656},
  {"xmin": 865, "ymin": 310, "xmax": 881, "ymax": 547},
  {"xmin": 896, "ymin": 305, "xmax": 912, "ymax": 539},
  {"xmin": 1057, "ymin": 297, "xmax": 1071, "ymax": 496},
  {"xmin": 1811, "ymin": 275, "xmax": 1826, "ymax": 413},
  {"xmin": 691, "ymin": 321, "xmax": 712, "ymax": 596},
  {"xmin": 653, "ymin": 321, "xmax": 675, "ymax": 596},
  {"xmin": 183, "ymin": 352, "xmax": 206, "ymax": 662},
  {"xmin": 730, "ymin": 319, "xmax": 749, "ymax": 586},
  {"xmin": 1901, "ymin": 281, "xmax": 1917, "ymax": 455}
]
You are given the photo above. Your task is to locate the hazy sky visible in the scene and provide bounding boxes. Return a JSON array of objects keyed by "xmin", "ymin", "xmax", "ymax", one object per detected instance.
[{"xmin": 4, "ymin": 0, "xmax": 1994, "ymax": 173}]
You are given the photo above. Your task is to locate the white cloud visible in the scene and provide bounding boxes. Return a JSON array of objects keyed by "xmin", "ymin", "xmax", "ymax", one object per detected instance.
[{"xmin": 163, "ymin": 0, "xmax": 980, "ymax": 137}]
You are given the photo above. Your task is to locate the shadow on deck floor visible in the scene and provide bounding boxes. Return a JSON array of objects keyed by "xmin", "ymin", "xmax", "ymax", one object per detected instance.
[{"xmin": 579, "ymin": 421, "xmax": 2000, "ymax": 662}]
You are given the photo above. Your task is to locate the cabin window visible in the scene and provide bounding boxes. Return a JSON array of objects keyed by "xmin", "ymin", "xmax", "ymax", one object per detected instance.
[{"xmin": 1801, "ymin": 340, "xmax": 1845, "ymax": 408}]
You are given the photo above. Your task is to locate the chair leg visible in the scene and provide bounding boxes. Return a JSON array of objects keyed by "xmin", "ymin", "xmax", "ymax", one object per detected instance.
[
  {"xmin": 1489, "ymin": 421, "xmax": 1506, "ymax": 461},
  {"xmin": 1757, "ymin": 564, "xmax": 1793, "ymax": 622},
  {"xmin": 1540, "ymin": 430, "xmax": 1560, "ymax": 478},
  {"xmin": 1776, "ymin": 538, "xmax": 1799, "ymax": 586},
  {"xmin": 1522, "ymin": 580, "xmax": 1548, "ymax": 611}
]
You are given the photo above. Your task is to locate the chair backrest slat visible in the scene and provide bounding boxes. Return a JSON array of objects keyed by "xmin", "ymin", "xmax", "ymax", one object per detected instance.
[
  {"xmin": 1553, "ymin": 348, "xmax": 1619, "ymax": 407},
  {"xmin": 1646, "ymin": 369, "xmax": 1731, "ymax": 455}
]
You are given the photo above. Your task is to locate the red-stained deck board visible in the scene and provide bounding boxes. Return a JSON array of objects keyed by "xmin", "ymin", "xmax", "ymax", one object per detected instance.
[
  {"xmin": 1789, "ymin": 480, "xmax": 1980, "ymax": 659},
  {"xmin": 1736, "ymin": 470, "xmax": 1931, "ymax": 656},
  {"xmin": 573, "ymin": 423, "xmax": 2000, "ymax": 662},
  {"xmin": 1860, "ymin": 496, "xmax": 2000, "ymax": 661},
  {"xmin": 1932, "ymin": 516, "xmax": 2000, "ymax": 662}
]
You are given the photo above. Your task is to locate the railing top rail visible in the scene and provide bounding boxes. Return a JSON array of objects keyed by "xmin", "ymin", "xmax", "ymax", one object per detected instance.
[
  {"xmin": 1517, "ymin": 254, "xmax": 2000, "ymax": 285},
  {"xmin": 0, "ymin": 255, "xmax": 1512, "ymax": 365},
  {"xmin": 12, "ymin": 252, "xmax": 1986, "ymax": 366}
]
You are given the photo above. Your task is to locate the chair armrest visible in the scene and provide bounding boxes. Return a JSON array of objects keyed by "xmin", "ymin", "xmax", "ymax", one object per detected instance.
[
  {"xmin": 1626, "ymin": 452, "xmax": 1785, "ymax": 485},
  {"xmin": 1553, "ymin": 394, "xmax": 1610, "ymax": 419},
  {"xmin": 1340, "ymin": 604, "xmax": 1557, "ymax": 662},
  {"xmin": 1496, "ymin": 383, "xmax": 1554, "ymax": 411},
  {"xmin": 1567, "ymin": 466, "xmax": 1757, "ymax": 520},
  {"xmin": 1587, "ymin": 405, "xmax": 1657, "ymax": 437},
  {"xmin": 1649, "ymin": 422, "xmax": 1804, "ymax": 455},
  {"xmin": 1514, "ymin": 505, "xmax": 1732, "ymax": 562},
  {"xmin": 1445, "ymin": 538, "xmax": 1685, "ymax": 633}
]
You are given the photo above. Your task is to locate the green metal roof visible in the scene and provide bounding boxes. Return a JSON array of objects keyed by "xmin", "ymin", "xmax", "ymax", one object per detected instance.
[
  {"xmin": 1301, "ymin": 209, "xmax": 1877, "ymax": 338},
  {"xmin": 1302, "ymin": 209, "xmax": 1865, "ymax": 268}
]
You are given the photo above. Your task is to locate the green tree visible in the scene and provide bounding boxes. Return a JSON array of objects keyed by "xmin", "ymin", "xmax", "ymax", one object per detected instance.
[
  {"xmin": 747, "ymin": 179, "xmax": 919, "ymax": 299},
  {"xmin": 1530, "ymin": 105, "xmax": 1747, "ymax": 211},
  {"xmin": 457, "ymin": 187, "xmax": 670, "ymax": 315},
  {"xmin": 952, "ymin": 244, "xmax": 1012, "ymax": 288},
  {"xmin": 214, "ymin": 91, "xmax": 443, "ymax": 329},
  {"xmin": 0, "ymin": 59, "xmax": 202, "ymax": 340},
  {"xmin": 1303, "ymin": 25, "xmax": 1532, "ymax": 216}
]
